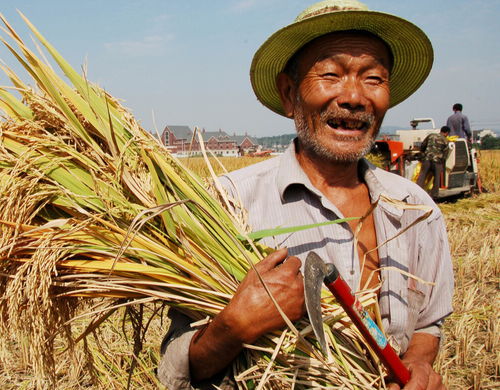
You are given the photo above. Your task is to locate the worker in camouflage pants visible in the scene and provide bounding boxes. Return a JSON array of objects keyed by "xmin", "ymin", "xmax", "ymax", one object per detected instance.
[{"xmin": 417, "ymin": 126, "xmax": 450, "ymax": 199}]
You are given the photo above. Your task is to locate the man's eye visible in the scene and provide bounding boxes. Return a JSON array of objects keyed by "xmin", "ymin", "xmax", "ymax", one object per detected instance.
[
  {"xmin": 322, "ymin": 72, "xmax": 339, "ymax": 78},
  {"xmin": 366, "ymin": 76, "xmax": 384, "ymax": 84}
]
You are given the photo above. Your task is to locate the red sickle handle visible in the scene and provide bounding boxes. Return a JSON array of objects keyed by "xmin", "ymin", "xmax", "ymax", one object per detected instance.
[{"xmin": 324, "ymin": 267, "xmax": 411, "ymax": 386}]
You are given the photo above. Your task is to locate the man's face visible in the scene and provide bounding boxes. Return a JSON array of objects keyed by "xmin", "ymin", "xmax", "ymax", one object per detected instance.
[{"xmin": 280, "ymin": 32, "xmax": 392, "ymax": 163}]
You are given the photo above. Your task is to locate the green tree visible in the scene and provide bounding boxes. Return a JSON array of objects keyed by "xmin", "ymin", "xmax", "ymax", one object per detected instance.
[{"xmin": 480, "ymin": 135, "xmax": 500, "ymax": 150}]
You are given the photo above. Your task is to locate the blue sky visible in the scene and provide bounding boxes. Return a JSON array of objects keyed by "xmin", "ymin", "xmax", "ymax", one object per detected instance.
[{"xmin": 0, "ymin": 0, "xmax": 499, "ymax": 136}]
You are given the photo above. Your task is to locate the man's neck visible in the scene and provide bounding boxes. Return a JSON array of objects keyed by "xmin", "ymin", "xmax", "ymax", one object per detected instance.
[{"xmin": 295, "ymin": 146, "xmax": 363, "ymax": 193}]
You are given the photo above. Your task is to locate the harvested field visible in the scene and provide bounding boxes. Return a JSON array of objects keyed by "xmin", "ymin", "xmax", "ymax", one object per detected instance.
[
  {"xmin": 434, "ymin": 149, "xmax": 500, "ymax": 389},
  {"xmin": 1, "ymin": 151, "xmax": 499, "ymax": 389},
  {"xmin": 435, "ymin": 190, "xmax": 499, "ymax": 389}
]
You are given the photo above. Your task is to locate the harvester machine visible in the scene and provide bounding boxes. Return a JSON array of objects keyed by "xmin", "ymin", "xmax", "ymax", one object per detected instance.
[{"xmin": 372, "ymin": 118, "xmax": 479, "ymax": 199}]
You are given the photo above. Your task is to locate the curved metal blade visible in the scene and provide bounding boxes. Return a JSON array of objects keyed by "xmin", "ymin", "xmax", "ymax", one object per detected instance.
[{"xmin": 304, "ymin": 251, "xmax": 328, "ymax": 355}]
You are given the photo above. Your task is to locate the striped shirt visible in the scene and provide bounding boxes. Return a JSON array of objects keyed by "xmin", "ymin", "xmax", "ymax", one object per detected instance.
[{"xmin": 158, "ymin": 141, "xmax": 454, "ymax": 389}]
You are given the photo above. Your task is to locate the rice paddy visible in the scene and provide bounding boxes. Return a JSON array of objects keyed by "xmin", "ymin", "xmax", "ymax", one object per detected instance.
[
  {"xmin": 0, "ymin": 15, "xmax": 398, "ymax": 389},
  {"xmin": 1, "ymin": 151, "xmax": 498, "ymax": 389},
  {"xmin": 0, "ymin": 13, "xmax": 498, "ymax": 390}
]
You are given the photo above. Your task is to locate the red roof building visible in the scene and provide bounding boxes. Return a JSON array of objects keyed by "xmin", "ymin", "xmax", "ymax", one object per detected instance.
[{"xmin": 161, "ymin": 125, "xmax": 258, "ymax": 156}]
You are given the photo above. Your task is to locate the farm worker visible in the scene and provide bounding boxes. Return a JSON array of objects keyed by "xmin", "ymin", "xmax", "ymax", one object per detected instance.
[
  {"xmin": 158, "ymin": 1, "xmax": 453, "ymax": 389},
  {"xmin": 417, "ymin": 126, "xmax": 451, "ymax": 200},
  {"xmin": 446, "ymin": 103, "xmax": 472, "ymax": 143}
]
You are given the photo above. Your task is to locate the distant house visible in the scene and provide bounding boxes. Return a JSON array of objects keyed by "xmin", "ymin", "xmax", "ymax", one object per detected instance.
[
  {"xmin": 472, "ymin": 129, "xmax": 496, "ymax": 143},
  {"xmin": 160, "ymin": 126, "xmax": 258, "ymax": 157},
  {"xmin": 232, "ymin": 134, "xmax": 258, "ymax": 154},
  {"xmin": 161, "ymin": 125, "xmax": 193, "ymax": 153}
]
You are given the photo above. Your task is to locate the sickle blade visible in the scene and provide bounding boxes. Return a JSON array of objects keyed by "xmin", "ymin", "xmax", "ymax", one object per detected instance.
[{"xmin": 304, "ymin": 251, "xmax": 328, "ymax": 355}]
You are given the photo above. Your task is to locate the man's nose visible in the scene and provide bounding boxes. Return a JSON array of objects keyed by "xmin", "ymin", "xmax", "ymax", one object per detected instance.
[{"xmin": 336, "ymin": 78, "xmax": 367, "ymax": 111}]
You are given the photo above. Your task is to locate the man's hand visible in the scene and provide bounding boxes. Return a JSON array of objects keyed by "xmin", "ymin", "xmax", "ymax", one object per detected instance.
[
  {"xmin": 387, "ymin": 361, "xmax": 446, "ymax": 390},
  {"xmin": 189, "ymin": 248, "xmax": 305, "ymax": 382},
  {"xmin": 223, "ymin": 247, "xmax": 305, "ymax": 343},
  {"xmin": 387, "ymin": 333, "xmax": 446, "ymax": 390}
]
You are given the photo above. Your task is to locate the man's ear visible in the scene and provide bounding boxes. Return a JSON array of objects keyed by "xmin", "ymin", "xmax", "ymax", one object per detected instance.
[{"xmin": 276, "ymin": 72, "xmax": 297, "ymax": 118}]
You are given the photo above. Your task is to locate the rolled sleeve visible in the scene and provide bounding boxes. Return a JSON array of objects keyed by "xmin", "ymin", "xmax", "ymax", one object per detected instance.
[
  {"xmin": 158, "ymin": 310, "xmax": 197, "ymax": 390},
  {"xmin": 158, "ymin": 310, "xmax": 236, "ymax": 390},
  {"xmin": 414, "ymin": 323, "xmax": 442, "ymax": 339}
]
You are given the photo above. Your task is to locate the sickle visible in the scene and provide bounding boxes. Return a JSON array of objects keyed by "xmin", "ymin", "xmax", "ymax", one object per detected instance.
[{"xmin": 304, "ymin": 251, "xmax": 411, "ymax": 386}]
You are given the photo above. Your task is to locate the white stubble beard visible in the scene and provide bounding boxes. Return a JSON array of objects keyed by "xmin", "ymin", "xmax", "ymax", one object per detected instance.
[{"xmin": 294, "ymin": 98, "xmax": 379, "ymax": 163}]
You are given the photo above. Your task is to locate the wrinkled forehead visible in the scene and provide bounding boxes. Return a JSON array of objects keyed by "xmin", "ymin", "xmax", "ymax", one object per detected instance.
[{"xmin": 285, "ymin": 30, "xmax": 394, "ymax": 78}]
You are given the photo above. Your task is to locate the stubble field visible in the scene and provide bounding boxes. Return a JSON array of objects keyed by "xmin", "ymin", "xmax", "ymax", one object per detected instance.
[
  {"xmin": 435, "ymin": 150, "xmax": 499, "ymax": 389},
  {"xmin": 0, "ymin": 151, "xmax": 498, "ymax": 389}
]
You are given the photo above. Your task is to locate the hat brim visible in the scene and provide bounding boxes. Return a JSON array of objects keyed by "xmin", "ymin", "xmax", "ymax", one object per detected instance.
[{"xmin": 250, "ymin": 10, "xmax": 433, "ymax": 116}]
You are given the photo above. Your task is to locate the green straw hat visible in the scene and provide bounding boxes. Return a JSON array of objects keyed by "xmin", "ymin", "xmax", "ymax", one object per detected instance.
[{"xmin": 250, "ymin": 0, "xmax": 433, "ymax": 116}]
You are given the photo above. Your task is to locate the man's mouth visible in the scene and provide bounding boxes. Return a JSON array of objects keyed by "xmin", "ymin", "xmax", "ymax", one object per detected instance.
[{"xmin": 327, "ymin": 118, "xmax": 368, "ymax": 131}]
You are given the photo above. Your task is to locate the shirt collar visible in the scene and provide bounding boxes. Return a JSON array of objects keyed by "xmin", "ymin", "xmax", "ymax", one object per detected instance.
[
  {"xmin": 276, "ymin": 139, "xmax": 321, "ymax": 201},
  {"xmin": 360, "ymin": 159, "xmax": 408, "ymax": 218},
  {"xmin": 276, "ymin": 139, "xmax": 408, "ymax": 218}
]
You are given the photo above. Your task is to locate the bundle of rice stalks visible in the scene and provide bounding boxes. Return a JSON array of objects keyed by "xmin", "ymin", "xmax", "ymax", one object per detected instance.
[{"xmin": 0, "ymin": 14, "xmax": 391, "ymax": 389}]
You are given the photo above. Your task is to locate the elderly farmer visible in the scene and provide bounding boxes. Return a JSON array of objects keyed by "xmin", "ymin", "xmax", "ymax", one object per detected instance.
[{"xmin": 158, "ymin": 1, "xmax": 453, "ymax": 389}]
